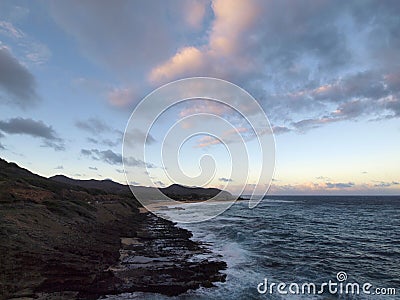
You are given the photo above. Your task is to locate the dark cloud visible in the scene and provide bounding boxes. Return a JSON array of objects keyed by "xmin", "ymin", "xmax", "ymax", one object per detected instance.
[
  {"xmin": 124, "ymin": 129, "xmax": 156, "ymax": 147},
  {"xmin": 385, "ymin": 98, "xmax": 400, "ymax": 118},
  {"xmin": 326, "ymin": 182, "xmax": 355, "ymax": 189},
  {"xmin": 54, "ymin": 165, "xmax": 64, "ymax": 170},
  {"xmin": 81, "ymin": 149, "xmax": 92, "ymax": 156},
  {"xmin": 78, "ymin": 118, "xmax": 123, "ymax": 146},
  {"xmin": 0, "ymin": 131, "xmax": 5, "ymax": 149},
  {"xmin": 0, "ymin": 117, "xmax": 57, "ymax": 139},
  {"xmin": 87, "ymin": 137, "xmax": 120, "ymax": 147},
  {"xmin": 124, "ymin": 156, "xmax": 156, "ymax": 169},
  {"xmin": 272, "ymin": 126, "xmax": 291, "ymax": 135},
  {"xmin": 81, "ymin": 148, "xmax": 155, "ymax": 168},
  {"xmin": 81, "ymin": 149, "xmax": 121, "ymax": 165},
  {"xmin": 0, "ymin": 117, "xmax": 64, "ymax": 150},
  {"xmin": 116, "ymin": 169, "xmax": 124, "ymax": 174},
  {"xmin": 154, "ymin": 180, "xmax": 165, "ymax": 187},
  {"xmin": 88, "ymin": 166, "xmax": 98, "ymax": 170},
  {"xmin": 374, "ymin": 181, "xmax": 399, "ymax": 188},
  {"xmin": 76, "ymin": 118, "xmax": 112, "ymax": 134},
  {"xmin": 219, "ymin": 177, "xmax": 233, "ymax": 182},
  {"xmin": 41, "ymin": 140, "xmax": 65, "ymax": 151},
  {"xmin": 0, "ymin": 47, "xmax": 37, "ymax": 108}
]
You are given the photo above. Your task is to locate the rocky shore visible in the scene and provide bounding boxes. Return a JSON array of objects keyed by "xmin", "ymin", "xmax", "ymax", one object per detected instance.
[
  {"xmin": 0, "ymin": 158, "xmax": 227, "ymax": 299},
  {"xmin": 93, "ymin": 212, "xmax": 227, "ymax": 298}
]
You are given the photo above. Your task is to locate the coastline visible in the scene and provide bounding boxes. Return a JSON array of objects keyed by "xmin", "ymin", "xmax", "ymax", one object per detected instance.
[
  {"xmin": 99, "ymin": 211, "xmax": 227, "ymax": 298},
  {"xmin": 0, "ymin": 171, "xmax": 227, "ymax": 299},
  {"xmin": 0, "ymin": 158, "xmax": 227, "ymax": 299},
  {"xmin": 0, "ymin": 198, "xmax": 227, "ymax": 299}
]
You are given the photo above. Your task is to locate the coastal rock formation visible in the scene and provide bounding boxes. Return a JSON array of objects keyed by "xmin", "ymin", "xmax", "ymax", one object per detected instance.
[{"xmin": 0, "ymin": 158, "xmax": 227, "ymax": 299}]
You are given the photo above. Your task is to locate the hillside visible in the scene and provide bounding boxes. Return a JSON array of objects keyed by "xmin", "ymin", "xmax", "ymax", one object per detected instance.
[
  {"xmin": 50, "ymin": 175, "xmax": 235, "ymax": 201},
  {"xmin": 0, "ymin": 158, "xmax": 227, "ymax": 299},
  {"xmin": 50, "ymin": 174, "xmax": 131, "ymax": 195},
  {"xmin": 0, "ymin": 158, "xmax": 140, "ymax": 298}
]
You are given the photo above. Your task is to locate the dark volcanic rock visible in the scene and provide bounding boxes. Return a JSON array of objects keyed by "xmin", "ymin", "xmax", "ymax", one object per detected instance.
[
  {"xmin": 91, "ymin": 213, "xmax": 227, "ymax": 298},
  {"xmin": 0, "ymin": 158, "xmax": 227, "ymax": 299}
]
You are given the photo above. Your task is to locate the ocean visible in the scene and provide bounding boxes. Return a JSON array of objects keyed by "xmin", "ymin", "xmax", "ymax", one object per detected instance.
[{"xmin": 106, "ymin": 196, "xmax": 400, "ymax": 299}]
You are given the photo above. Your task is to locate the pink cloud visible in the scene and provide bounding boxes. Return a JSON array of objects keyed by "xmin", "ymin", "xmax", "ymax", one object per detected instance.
[
  {"xmin": 149, "ymin": 46, "xmax": 205, "ymax": 83},
  {"xmin": 194, "ymin": 127, "xmax": 249, "ymax": 148},
  {"xmin": 209, "ymin": 0, "xmax": 260, "ymax": 56},
  {"xmin": 148, "ymin": 0, "xmax": 262, "ymax": 84},
  {"xmin": 184, "ymin": 0, "xmax": 209, "ymax": 29},
  {"xmin": 179, "ymin": 100, "xmax": 230, "ymax": 118},
  {"xmin": 107, "ymin": 87, "xmax": 136, "ymax": 107},
  {"xmin": 0, "ymin": 21, "xmax": 25, "ymax": 38}
]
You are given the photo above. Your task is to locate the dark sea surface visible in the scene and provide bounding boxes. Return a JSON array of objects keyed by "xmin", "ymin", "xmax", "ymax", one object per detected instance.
[{"xmin": 106, "ymin": 196, "xmax": 400, "ymax": 299}]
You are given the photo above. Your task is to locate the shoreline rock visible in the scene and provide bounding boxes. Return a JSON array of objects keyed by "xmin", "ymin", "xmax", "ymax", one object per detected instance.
[
  {"xmin": 0, "ymin": 158, "xmax": 227, "ymax": 299},
  {"xmin": 95, "ymin": 212, "xmax": 227, "ymax": 298}
]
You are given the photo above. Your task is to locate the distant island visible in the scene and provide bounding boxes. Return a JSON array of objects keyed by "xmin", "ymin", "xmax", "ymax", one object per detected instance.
[{"xmin": 0, "ymin": 158, "xmax": 227, "ymax": 299}]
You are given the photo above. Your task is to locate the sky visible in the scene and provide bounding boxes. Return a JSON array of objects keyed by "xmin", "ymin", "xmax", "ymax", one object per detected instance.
[{"xmin": 0, "ymin": 0, "xmax": 399, "ymax": 195}]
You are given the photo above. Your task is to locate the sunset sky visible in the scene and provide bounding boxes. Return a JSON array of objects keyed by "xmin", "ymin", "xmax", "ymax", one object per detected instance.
[{"xmin": 0, "ymin": 0, "xmax": 399, "ymax": 195}]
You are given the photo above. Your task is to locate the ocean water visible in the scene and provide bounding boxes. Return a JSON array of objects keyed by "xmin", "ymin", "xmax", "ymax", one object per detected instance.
[{"xmin": 107, "ymin": 196, "xmax": 400, "ymax": 299}]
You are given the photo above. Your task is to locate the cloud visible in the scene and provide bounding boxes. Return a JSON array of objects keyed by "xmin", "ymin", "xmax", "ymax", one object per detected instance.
[
  {"xmin": 124, "ymin": 157, "xmax": 156, "ymax": 169},
  {"xmin": 87, "ymin": 137, "xmax": 120, "ymax": 148},
  {"xmin": 43, "ymin": 0, "xmax": 400, "ymax": 134},
  {"xmin": 72, "ymin": 78, "xmax": 141, "ymax": 109},
  {"xmin": 0, "ymin": 117, "xmax": 64, "ymax": 150},
  {"xmin": 146, "ymin": 1, "xmax": 400, "ymax": 133},
  {"xmin": 0, "ymin": 132, "xmax": 5, "ymax": 150},
  {"xmin": 48, "ymin": 1, "xmax": 181, "ymax": 73},
  {"xmin": 24, "ymin": 41, "xmax": 51, "ymax": 65},
  {"xmin": 81, "ymin": 149, "xmax": 121, "ymax": 165},
  {"xmin": 0, "ymin": 117, "xmax": 58, "ymax": 139},
  {"xmin": 269, "ymin": 180, "xmax": 400, "ymax": 195},
  {"xmin": 316, "ymin": 176, "xmax": 331, "ymax": 181},
  {"xmin": 88, "ymin": 166, "xmax": 98, "ymax": 170},
  {"xmin": 219, "ymin": 177, "xmax": 233, "ymax": 182},
  {"xmin": 272, "ymin": 126, "xmax": 291, "ymax": 135},
  {"xmin": 149, "ymin": 0, "xmax": 261, "ymax": 84},
  {"xmin": 124, "ymin": 129, "xmax": 156, "ymax": 147},
  {"xmin": 373, "ymin": 181, "xmax": 400, "ymax": 188},
  {"xmin": 154, "ymin": 180, "xmax": 165, "ymax": 187},
  {"xmin": 0, "ymin": 19, "xmax": 51, "ymax": 65},
  {"xmin": 183, "ymin": 0, "xmax": 208, "ymax": 29},
  {"xmin": 0, "ymin": 21, "xmax": 24, "ymax": 38},
  {"xmin": 81, "ymin": 148, "xmax": 155, "ymax": 168},
  {"xmin": 149, "ymin": 46, "xmax": 206, "ymax": 83},
  {"xmin": 325, "ymin": 182, "xmax": 355, "ymax": 189},
  {"xmin": 0, "ymin": 46, "xmax": 37, "ymax": 108},
  {"xmin": 107, "ymin": 87, "xmax": 137, "ymax": 108},
  {"xmin": 54, "ymin": 165, "xmax": 64, "ymax": 170},
  {"xmin": 194, "ymin": 127, "xmax": 254, "ymax": 148},
  {"xmin": 75, "ymin": 117, "xmax": 112, "ymax": 134}
]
